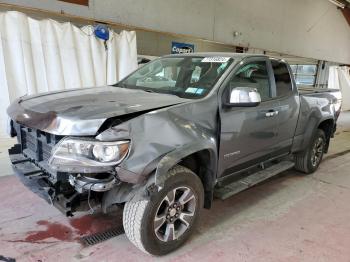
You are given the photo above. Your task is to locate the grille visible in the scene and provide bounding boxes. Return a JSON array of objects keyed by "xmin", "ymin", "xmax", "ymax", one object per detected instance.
[{"xmin": 15, "ymin": 123, "xmax": 62, "ymax": 163}]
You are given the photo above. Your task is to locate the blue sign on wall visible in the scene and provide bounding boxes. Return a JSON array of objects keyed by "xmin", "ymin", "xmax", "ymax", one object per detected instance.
[{"xmin": 171, "ymin": 41, "xmax": 195, "ymax": 54}]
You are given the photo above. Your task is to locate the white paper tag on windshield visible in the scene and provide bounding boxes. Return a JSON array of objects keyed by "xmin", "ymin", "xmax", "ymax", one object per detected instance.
[{"xmin": 201, "ymin": 57, "xmax": 230, "ymax": 63}]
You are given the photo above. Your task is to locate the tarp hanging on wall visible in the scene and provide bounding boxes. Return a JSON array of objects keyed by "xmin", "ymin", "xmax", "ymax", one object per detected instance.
[
  {"xmin": 329, "ymin": 66, "xmax": 350, "ymax": 111},
  {"xmin": 0, "ymin": 11, "xmax": 137, "ymax": 137}
]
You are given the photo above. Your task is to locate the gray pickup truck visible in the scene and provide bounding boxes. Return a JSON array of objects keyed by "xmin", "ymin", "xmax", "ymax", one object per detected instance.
[{"xmin": 7, "ymin": 53, "xmax": 342, "ymax": 255}]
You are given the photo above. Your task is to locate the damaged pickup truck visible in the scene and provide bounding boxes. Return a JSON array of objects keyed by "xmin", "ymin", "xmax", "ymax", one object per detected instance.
[{"xmin": 7, "ymin": 53, "xmax": 342, "ymax": 255}]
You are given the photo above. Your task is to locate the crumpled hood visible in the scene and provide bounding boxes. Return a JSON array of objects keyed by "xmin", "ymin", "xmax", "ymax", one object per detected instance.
[{"xmin": 7, "ymin": 86, "xmax": 188, "ymax": 136}]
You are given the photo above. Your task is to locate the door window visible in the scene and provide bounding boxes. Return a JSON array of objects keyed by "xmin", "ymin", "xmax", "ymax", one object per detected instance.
[
  {"xmin": 271, "ymin": 60, "xmax": 293, "ymax": 97},
  {"xmin": 227, "ymin": 61, "xmax": 271, "ymax": 101}
]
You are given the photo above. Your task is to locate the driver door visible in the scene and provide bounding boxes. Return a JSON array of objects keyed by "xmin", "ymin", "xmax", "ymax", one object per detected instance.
[{"xmin": 218, "ymin": 58, "xmax": 280, "ymax": 178}]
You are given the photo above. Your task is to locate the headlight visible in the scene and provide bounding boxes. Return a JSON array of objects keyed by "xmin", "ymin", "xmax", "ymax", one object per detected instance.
[{"xmin": 48, "ymin": 137, "xmax": 130, "ymax": 173}]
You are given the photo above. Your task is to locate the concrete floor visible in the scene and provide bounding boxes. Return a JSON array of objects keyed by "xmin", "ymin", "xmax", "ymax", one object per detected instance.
[{"xmin": 1, "ymin": 113, "xmax": 350, "ymax": 261}]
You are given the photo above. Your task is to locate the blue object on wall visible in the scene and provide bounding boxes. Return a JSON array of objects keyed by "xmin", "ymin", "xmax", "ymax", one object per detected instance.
[
  {"xmin": 171, "ymin": 41, "xmax": 195, "ymax": 54},
  {"xmin": 94, "ymin": 24, "xmax": 109, "ymax": 41}
]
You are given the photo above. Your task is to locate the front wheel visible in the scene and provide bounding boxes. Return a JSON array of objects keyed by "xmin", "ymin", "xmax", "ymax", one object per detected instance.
[
  {"xmin": 294, "ymin": 129, "xmax": 326, "ymax": 174},
  {"xmin": 123, "ymin": 165, "xmax": 204, "ymax": 255}
]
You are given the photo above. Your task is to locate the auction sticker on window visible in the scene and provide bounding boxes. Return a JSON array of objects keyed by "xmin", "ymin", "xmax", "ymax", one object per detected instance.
[{"xmin": 201, "ymin": 57, "xmax": 230, "ymax": 63}]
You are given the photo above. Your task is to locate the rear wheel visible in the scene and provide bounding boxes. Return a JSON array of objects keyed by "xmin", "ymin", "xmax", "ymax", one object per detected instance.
[
  {"xmin": 123, "ymin": 165, "xmax": 204, "ymax": 255},
  {"xmin": 294, "ymin": 129, "xmax": 326, "ymax": 174}
]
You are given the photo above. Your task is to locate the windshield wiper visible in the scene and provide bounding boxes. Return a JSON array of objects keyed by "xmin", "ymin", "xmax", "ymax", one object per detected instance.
[
  {"xmin": 115, "ymin": 83, "xmax": 139, "ymax": 90},
  {"xmin": 144, "ymin": 89, "xmax": 155, "ymax": 93},
  {"xmin": 116, "ymin": 82, "xmax": 127, "ymax": 88},
  {"xmin": 117, "ymin": 85, "xmax": 182, "ymax": 98}
]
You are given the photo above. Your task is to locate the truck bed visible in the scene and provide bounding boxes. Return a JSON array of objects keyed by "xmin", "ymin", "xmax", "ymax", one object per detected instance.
[
  {"xmin": 298, "ymin": 86, "xmax": 342, "ymax": 107},
  {"xmin": 298, "ymin": 86, "xmax": 340, "ymax": 95}
]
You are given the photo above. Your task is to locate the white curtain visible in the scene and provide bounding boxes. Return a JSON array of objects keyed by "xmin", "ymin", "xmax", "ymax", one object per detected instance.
[
  {"xmin": 329, "ymin": 66, "xmax": 350, "ymax": 111},
  {"xmin": 0, "ymin": 11, "xmax": 138, "ymax": 137},
  {"xmin": 328, "ymin": 66, "xmax": 340, "ymax": 90}
]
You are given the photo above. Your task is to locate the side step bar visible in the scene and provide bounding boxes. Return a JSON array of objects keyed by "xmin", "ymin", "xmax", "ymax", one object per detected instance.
[{"xmin": 214, "ymin": 161, "xmax": 295, "ymax": 200}]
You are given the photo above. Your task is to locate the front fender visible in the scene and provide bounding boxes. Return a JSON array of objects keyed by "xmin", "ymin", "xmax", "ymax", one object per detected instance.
[
  {"xmin": 154, "ymin": 141, "xmax": 217, "ymax": 188},
  {"xmin": 97, "ymin": 95, "xmax": 219, "ymax": 185}
]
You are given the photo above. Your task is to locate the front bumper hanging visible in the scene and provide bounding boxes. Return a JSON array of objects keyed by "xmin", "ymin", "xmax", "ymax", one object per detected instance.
[
  {"xmin": 9, "ymin": 144, "xmax": 81, "ymax": 216},
  {"xmin": 9, "ymin": 145, "xmax": 52, "ymax": 202}
]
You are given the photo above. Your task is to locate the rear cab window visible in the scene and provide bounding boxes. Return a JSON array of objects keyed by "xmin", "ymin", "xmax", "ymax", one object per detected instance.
[{"xmin": 271, "ymin": 60, "xmax": 293, "ymax": 97}]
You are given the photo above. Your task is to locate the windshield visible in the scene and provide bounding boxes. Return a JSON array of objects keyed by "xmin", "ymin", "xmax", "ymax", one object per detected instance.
[{"xmin": 117, "ymin": 56, "xmax": 233, "ymax": 99}]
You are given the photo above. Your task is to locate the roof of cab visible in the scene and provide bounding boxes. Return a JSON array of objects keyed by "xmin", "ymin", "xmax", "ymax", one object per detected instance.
[
  {"xmin": 163, "ymin": 52, "xmax": 287, "ymax": 63},
  {"xmin": 164, "ymin": 52, "xmax": 267, "ymax": 59}
]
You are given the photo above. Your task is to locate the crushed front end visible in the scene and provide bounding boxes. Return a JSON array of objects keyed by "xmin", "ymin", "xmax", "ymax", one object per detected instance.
[{"xmin": 8, "ymin": 121, "xmax": 126, "ymax": 216}]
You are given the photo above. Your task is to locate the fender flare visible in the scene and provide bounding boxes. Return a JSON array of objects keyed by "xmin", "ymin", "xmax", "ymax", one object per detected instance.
[
  {"xmin": 299, "ymin": 116, "xmax": 335, "ymax": 152},
  {"xmin": 101, "ymin": 142, "xmax": 218, "ymax": 211},
  {"xmin": 154, "ymin": 141, "xmax": 218, "ymax": 189}
]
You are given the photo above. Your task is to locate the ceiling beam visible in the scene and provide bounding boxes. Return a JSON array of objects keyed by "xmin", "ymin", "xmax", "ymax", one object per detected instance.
[{"xmin": 329, "ymin": 0, "xmax": 346, "ymax": 8}]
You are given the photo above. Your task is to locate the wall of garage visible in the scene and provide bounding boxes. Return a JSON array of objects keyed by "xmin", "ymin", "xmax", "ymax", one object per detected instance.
[{"xmin": 0, "ymin": 0, "xmax": 349, "ymax": 64}]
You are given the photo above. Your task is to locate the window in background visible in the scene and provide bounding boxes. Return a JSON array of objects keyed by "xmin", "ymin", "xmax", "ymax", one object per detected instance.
[{"xmin": 290, "ymin": 64, "xmax": 317, "ymax": 86}]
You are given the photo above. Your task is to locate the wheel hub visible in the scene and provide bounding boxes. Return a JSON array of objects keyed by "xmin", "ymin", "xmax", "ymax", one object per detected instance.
[
  {"xmin": 168, "ymin": 207, "xmax": 177, "ymax": 218},
  {"xmin": 153, "ymin": 186, "xmax": 196, "ymax": 242}
]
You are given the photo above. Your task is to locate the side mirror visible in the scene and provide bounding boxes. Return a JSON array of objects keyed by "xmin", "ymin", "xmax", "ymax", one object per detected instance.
[{"xmin": 225, "ymin": 87, "xmax": 261, "ymax": 107}]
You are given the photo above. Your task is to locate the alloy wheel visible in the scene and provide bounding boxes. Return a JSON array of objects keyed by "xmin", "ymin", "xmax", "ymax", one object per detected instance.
[
  {"xmin": 311, "ymin": 137, "xmax": 324, "ymax": 167},
  {"xmin": 153, "ymin": 186, "xmax": 196, "ymax": 242}
]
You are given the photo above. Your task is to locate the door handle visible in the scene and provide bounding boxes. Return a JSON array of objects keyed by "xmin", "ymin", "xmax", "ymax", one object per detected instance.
[{"xmin": 265, "ymin": 110, "xmax": 279, "ymax": 118}]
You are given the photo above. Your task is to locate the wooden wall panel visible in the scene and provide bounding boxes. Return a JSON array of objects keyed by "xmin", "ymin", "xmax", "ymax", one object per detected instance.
[
  {"xmin": 342, "ymin": 8, "xmax": 350, "ymax": 27},
  {"xmin": 59, "ymin": 0, "xmax": 88, "ymax": 6}
]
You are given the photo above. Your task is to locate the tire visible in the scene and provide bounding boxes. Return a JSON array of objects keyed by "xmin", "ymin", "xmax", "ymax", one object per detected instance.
[
  {"xmin": 123, "ymin": 165, "xmax": 204, "ymax": 256},
  {"xmin": 294, "ymin": 129, "xmax": 326, "ymax": 174}
]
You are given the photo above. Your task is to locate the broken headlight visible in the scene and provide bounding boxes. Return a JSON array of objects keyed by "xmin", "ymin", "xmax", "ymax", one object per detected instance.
[{"xmin": 48, "ymin": 137, "xmax": 130, "ymax": 173}]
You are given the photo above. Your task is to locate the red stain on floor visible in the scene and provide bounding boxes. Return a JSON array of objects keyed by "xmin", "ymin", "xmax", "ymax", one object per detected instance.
[
  {"xmin": 25, "ymin": 220, "xmax": 74, "ymax": 242},
  {"xmin": 69, "ymin": 214, "xmax": 118, "ymax": 236},
  {"xmin": 10, "ymin": 212, "xmax": 122, "ymax": 244}
]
